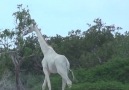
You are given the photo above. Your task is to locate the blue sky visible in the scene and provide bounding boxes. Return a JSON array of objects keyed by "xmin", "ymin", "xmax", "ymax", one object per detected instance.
[{"xmin": 0, "ymin": 0, "xmax": 129, "ymax": 36}]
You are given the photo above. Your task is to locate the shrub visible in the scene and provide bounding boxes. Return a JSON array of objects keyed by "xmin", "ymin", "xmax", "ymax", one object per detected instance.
[
  {"xmin": 70, "ymin": 81, "xmax": 127, "ymax": 90},
  {"xmin": 74, "ymin": 57, "xmax": 129, "ymax": 83}
]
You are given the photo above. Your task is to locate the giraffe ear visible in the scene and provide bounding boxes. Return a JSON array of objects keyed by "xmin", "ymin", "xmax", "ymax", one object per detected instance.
[{"xmin": 39, "ymin": 28, "xmax": 41, "ymax": 31}]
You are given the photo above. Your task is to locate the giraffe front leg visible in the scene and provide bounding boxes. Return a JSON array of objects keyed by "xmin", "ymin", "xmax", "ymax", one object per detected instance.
[
  {"xmin": 42, "ymin": 77, "xmax": 47, "ymax": 90},
  {"xmin": 43, "ymin": 68, "xmax": 51, "ymax": 90}
]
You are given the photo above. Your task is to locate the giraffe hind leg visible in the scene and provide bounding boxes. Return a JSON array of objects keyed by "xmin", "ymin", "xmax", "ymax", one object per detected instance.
[{"xmin": 57, "ymin": 66, "xmax": 72, "ymax": 88}]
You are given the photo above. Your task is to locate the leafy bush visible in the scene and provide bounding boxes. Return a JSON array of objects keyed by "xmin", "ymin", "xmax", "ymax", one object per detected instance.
[
  {"xmin": 70, "ymin": 81, "xmax": 128, "ymax": 90},
  {"xmin": 21, "ymin": 73, "xmax": 43, "ymax": 90},
  {"xmin": 22, "ymin": 73, "xmax": 62, "ymax": 90},
  {"xmin": 74, "ymin": 57, "xmax": 129, "ymax": 83},
  {"xmin": 0, "ymin": 70, "xmax": 15, "ymax": 90}
]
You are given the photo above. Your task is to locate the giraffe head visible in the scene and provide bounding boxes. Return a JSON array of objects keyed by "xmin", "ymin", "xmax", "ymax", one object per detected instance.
[{"xmin": 23, "ymin": 24, "xmax": 38, "ymax": 35}]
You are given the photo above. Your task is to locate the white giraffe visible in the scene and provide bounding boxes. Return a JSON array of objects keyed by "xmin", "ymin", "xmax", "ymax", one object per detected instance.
[{"xmin": 23, "ymin": 24, "xmax": 74, "ymax": 90}]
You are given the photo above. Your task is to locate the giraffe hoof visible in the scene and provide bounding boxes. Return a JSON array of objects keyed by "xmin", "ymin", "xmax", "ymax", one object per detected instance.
[{"xmin": 68, "ymin": 84, "xmax": 72, "ymax": 88}]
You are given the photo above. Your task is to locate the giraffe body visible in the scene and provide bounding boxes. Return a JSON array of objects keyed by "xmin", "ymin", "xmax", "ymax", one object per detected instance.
[{"xmin": 23, "ymin": 24, "xmax": 74, "ymax": 90}]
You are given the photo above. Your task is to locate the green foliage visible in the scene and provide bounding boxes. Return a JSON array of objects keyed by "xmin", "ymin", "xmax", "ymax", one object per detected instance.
[
  {"xmin": 21, "ymin": 73, "xmax": 62, "ymax": 90},
  {"xmin": 13, "ymin": 4, "xmax": 35, "ymax": 31},
  {"xmin": 0, "ymin": 54, "xmax": 14, "ymax": 77},
  {"xmin": 75, "ymin": 57, "xmax": 129, "ymax": 83},
  {"xmin": 23, "ymin": 73, "xmax": 43, "ymax": 90},
  {"xmin": 70, "ymin": 81, "xmax": 128, "ymax": 90},
  {"xmin": 113, "ymin": 32, "xmax": 129, "ymax": 58}
]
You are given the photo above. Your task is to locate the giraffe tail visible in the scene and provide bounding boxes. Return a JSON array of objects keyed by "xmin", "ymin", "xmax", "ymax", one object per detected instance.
[{"xmin": 69, "ymin": 69, "xmax": 75, "ymax": 81}]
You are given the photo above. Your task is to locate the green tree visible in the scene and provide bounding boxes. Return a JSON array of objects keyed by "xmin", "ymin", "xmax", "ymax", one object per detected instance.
[{"xmin": 0, "ymin": 4, "xmax": 35, "ymax": 90}]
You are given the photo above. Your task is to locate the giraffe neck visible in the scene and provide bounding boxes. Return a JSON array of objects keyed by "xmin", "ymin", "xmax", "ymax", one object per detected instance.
[{"xmin": 34, "ymin": 28, "xmax": 49, "ymax": 54}]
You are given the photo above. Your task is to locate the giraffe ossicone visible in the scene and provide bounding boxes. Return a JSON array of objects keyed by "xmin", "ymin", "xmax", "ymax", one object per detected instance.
[{"xmin": 23, "ymin": 24, "xmax": 74, "ymax": 90}]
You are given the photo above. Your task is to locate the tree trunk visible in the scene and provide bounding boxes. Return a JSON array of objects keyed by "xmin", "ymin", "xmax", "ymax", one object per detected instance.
[
  {"xmin": 10, "ymin": 53, "xmax": 25, "ymax": 90},
  {"xmin": 15, "ymin": 65, "xmax": 22, "ymax": 90}
]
